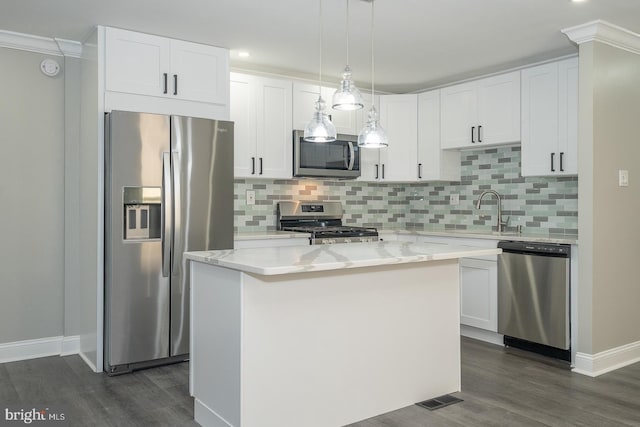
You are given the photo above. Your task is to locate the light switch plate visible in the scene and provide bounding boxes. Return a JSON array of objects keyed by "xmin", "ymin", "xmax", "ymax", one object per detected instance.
[
  {"xmin": 450, "ymin": 193, "xmax": 459, "ymax": 205},
  {"xmin": 246, "ymin": 190, "xmax": 256, "ymax": 205},
  {"xmin": 619, "ymin": 170, "xmax": 629, "ymax": 187}
]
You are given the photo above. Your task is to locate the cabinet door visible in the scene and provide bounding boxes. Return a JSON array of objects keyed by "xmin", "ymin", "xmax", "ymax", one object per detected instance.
[
  {"xmin": 459, "ymin": 258, "xmax": 497, "ymax": 332},
  {"xmin": 230, "ymin": 73, "xmax": 258, "ymax": 178},
  {"xmin": 379, "ymin": 94, "xmax": 418, "ymax": 181},
  {"xmin": 170, "ymin": 40, "xmax": 228, "ymax": 105},
  {"xmin": 477, "ymin": 71, "xmax": 521, "ymax": 145},
  {"xmin": 557, "ymin": 57, "xmax": 579, "ymax": 176},
  {"xmin": 105, "ymin": 27, "xmax": 170, "ymax": 97},
  {"xmin": 418, "ymin": 90, "xmax": 460, "ymax": 181},
  {"xmin": 255, "ymin": 77, "xmax": 293, "ymax": 179},
  {"xmin": 521, "ymin": 62, "xmax": 560, "ymax": 176},
  {"xmin": 357, "ymin": 93, "xmax": 381, "ymax": 182},
  {"xmin": 440, "ymin": 81, "xmax": 476, "ymax": 149}
]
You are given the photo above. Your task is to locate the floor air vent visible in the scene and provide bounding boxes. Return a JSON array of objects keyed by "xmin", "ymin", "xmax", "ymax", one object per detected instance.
[{"xmin": 415, "ymin": 394, "xmax": 463, "ymax": 411}]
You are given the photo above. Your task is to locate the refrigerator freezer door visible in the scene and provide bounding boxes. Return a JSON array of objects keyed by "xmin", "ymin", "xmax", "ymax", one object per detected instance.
[
  {"xmin": 105, "ymin": 111, "xmax": 171, "ymax": 369},
  {"xmin": 170, "ymin": 116, "xmax": 234, "ymax": 356}
]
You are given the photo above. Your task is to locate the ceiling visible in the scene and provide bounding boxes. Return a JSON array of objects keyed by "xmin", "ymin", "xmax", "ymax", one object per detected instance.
[{"xmin": 2, "ymin": 0, "xmax": 640, "ymax": 93}]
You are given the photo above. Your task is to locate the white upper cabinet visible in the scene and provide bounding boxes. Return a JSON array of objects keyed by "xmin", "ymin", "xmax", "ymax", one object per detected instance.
[
  {"xmin": 441, "ymin": 71, "xmax": 521, "ymax": 149},
  {"xmin": 230, "ymin": 73, "xmax": 293, "ymax": 179},
  {"xmin": 417, "ymin": 90, "xmax": 460, "ymax": 181},
  {"xmin": 357, "ymin": 93, "xmax": 382, "ymax": 182},
  {"xmin": 378, "ymin": 94, "xmax": 419, "ymax": 182},
  {"xmin": 521, "ymin": 57, "xmax": 578, "ymax": 176},
  {"xmin": 292, "ymin": 82, "xmax": 359, "ymax": 135},
  {"xmin": 105, "ymin": 27, "xmax": 228, "ymax": 106}
]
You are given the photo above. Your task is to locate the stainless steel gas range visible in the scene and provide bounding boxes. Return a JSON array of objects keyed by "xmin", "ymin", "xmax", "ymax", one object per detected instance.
[{"xmin": 277, "ymin": 201, "xmax": 378, "ymax": 245}]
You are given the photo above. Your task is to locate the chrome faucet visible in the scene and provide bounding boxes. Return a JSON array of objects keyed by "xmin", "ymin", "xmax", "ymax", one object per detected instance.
[{"xmin": 475, "ymin": 190, "xmax": 507, "ymax": 232}]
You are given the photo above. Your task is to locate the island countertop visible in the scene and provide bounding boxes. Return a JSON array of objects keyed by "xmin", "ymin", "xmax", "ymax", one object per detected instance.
[{"xmin": 184, "ymin": 241, "xmax": 502, "ymax": 276}]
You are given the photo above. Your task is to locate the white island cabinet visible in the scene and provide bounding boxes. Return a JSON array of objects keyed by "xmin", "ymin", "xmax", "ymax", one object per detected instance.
[{"xmin": 186, "ymin": 241, "xmax": 501, "ymax": 427}]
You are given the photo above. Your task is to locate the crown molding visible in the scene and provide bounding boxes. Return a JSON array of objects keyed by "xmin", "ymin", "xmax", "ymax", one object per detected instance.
[
  {"xmin": 55, "ymin": 38, "xmax": 83, "ymax": 58},
  {"xmin": 562, "ymin": 20, "xmax": 640, "ymax": 56},
  {"xmin": 0, "ymin": 29, "xmax": 82, "ymax": 57}
]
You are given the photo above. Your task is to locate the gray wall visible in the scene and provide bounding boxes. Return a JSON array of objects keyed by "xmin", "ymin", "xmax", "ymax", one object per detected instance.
[
  {"xmin": 0, "ymin": 47, "xmax": 65, "ymax": 343},
  {"xmin": 579, "ymin": 42, "xmax": 640, "ymax": 354}
]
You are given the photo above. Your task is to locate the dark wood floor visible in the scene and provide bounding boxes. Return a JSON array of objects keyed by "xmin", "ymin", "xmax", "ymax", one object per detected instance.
[{"xmin": 1, "ymin": 338, "xmax": 639, "ymax": 426}]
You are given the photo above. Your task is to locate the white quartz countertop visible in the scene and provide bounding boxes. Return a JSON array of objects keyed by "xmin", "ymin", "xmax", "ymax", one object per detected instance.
[
  {"xmin": 234, "ymin": 230, "xmax": 310, "ymax": 240},
  {"xmin": 185, "ymin": 241, "xmax": 502, "ymax": 276},
  {"xmin": 381, "ymin": 228, "xmax": 578, "ymax": 245}
]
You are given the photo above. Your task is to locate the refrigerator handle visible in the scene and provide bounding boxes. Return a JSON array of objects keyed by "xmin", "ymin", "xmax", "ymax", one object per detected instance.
[
  {"xmin": 162, "ymin": 152, "xmax": 172, "ymax": 277},
  {"xmin": 171, "ymin": 151, "xmax": 182, "ymax": 274}
]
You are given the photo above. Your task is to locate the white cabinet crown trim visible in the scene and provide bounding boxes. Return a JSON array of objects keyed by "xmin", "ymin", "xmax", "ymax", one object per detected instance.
[
  {"xmin": 0, "ymin": 29, "xmax": 82, "ymax": 57},
  {"xmin": 562, "ymin": 20, "xmax": 640, "ymax": 55}
]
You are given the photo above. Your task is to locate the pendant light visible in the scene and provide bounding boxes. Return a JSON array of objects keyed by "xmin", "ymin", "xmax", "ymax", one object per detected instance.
[
  {"xmin": 304, "ymin": 0, "xmax": 337, "ymax": 143},
  {"xmin": 332, "ymin": 0, "xmax": 364, "ymax": 111},
  {"xmin": 358, "ymin": 0, "xmax": 388, "ymax": 148}
]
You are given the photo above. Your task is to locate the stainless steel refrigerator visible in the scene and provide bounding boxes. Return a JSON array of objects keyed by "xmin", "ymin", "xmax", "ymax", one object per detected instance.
[{"xmin": 104, "ymin": 110, "xmax": 233, "ymax": 375}]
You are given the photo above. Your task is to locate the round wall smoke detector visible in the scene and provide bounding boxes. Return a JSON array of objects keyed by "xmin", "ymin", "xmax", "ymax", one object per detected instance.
[{"xmin": 40, "ymin": 59, "xmax": 60, "ymax": 77}]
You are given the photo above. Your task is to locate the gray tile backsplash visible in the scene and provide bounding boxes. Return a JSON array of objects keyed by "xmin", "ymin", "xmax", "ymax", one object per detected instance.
[{"xmin": 234, "ymin": 146, "xmax": 578, "ymax": 235}]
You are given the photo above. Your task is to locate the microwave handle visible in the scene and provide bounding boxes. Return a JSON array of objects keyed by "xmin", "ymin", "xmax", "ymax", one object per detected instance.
[{"xmin": 347, "ymin": 141, "xmax": 355, "ymax": 171}]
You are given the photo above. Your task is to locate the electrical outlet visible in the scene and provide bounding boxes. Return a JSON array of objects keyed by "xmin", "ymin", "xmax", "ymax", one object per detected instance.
[
  {"xmin": 246, "ymin": 190, "xmax": 256, "ymax": 205},
  {"xmin": 619, "ymin": 170, "xmax": 629, "ymax": 187},
  {"xmin": 450, "ymin": 193, "xmax": 459, "ymax": 205}
]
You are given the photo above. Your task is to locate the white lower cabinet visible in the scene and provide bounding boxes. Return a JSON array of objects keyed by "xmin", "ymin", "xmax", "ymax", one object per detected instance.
[{"xmin": 459, "ymin": 258, "xmax": 498, "ymax": 332}]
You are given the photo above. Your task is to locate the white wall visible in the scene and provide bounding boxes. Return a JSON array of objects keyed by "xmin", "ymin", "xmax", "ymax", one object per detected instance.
[{"xmin": 0, "ymin": 47, "xmax": 65, "ymax": 343}]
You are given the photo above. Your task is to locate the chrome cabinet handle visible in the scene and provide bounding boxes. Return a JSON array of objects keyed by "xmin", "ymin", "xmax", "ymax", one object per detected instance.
[{"xmin": 161, "ymin": 152, "xmax": 171, "ymax": 277}]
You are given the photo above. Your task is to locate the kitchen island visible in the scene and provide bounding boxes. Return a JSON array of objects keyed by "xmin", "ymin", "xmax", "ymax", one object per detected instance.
[{"xmin": 185, "ymin": 241, "xmax": 501, "ymax": 427}]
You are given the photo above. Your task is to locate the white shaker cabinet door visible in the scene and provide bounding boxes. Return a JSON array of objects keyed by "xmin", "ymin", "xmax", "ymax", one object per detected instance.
[
  {"xmin": 460, "ymin": 258, "xmax": 498, "ymax": 332},
  {"xmin": 230, "ymin": 73, "xmax": 257, "ymax": 178},
  {"xmin": 379, "ymin": 94, "xmax": 418, "ymax": 181},
  {"xmin": 105, "ymin": 28, "xmax": 170, "ymax": 97},
  {"xmin": 521, "ymin": 57, "xmax": 578, "ymax": 176},
  {"xmin": 477, "ymin": 71, "xmax": 521, "ymax": 145},
  {"xmin": 169, "ymin": 40, "xmax": 228, "ymax": 105},
  {"xmin": 440, "ymin": 81, "xmax": 476, "ymax": 149}
]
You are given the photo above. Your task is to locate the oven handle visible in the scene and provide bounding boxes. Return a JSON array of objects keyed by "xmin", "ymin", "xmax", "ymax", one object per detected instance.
[{"xmin": 347, "ymin": 141, "xmax": 355, "ymax": 171}]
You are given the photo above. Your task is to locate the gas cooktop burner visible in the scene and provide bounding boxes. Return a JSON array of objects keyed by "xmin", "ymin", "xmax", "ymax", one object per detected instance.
[{"xmin": 277, "ymin": 201, "xmax": 379, "ymax": 245}]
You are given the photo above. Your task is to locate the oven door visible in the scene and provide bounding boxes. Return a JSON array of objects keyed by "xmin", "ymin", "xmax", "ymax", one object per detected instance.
[{"xmin": 293, "ymin": 130, "xmax": 360, "ymax": 179}]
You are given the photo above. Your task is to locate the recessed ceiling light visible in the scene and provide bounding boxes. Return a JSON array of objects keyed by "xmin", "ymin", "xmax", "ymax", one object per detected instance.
[
  {"xmin": 238, "ymin": 51, "xmax": 250, "ymax": 58},
  {"xmin": 571, "ymin": 0, "xmax": 587, "ymax": 3}
]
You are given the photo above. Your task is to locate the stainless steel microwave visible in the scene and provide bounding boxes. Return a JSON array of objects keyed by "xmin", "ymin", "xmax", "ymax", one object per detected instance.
[{"xmin": 293, "ymin": 130, "xmax": 361, "ymax": 179}]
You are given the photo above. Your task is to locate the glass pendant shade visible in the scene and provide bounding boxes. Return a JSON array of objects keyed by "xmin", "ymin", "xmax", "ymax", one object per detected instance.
[
  {"xmin": 358, "ymin": 106, "xmax": 388, "ymax": 148},
  {"xmin": 304, "ymin": 96, "xmax": 337, "ymax": 142},
  {"xmin": 333, "ymin": 66, "xmax": 364, "ymax": 111}
]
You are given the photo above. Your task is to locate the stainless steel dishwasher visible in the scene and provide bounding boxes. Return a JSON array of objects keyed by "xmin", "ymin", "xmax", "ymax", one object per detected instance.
[{"xmin": 497, "ymin": 241, "xmax": 571, "ymax": 361}]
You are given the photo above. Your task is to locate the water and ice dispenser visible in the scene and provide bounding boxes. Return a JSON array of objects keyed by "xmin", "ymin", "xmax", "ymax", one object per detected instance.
[{"xmin": 122, "ymin": 187, "xmax": 161, "ymax": 240}]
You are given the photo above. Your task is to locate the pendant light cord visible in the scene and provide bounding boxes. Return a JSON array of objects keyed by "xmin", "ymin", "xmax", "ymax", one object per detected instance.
[
  {"xmin": 346, "ymin": 0, "xmax": 350, "ymax": 66},
  {"xmin": 370, "ymin": 0, "xmax": 375, "ymax": 98},
  {"xmin": 319, "ymin": 0, "xmax": 323, "ymax": 91}
]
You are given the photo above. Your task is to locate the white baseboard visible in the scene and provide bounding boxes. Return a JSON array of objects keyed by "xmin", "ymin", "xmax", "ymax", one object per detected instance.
[
  {"xmin": 461, "ymin": 325, "xmax": 504, "ymax": 346},
  {"xmin": 573, "ymin": 340, "xmax": 640, "ymax": 377},
  {"xmin": 0, "ymin": 335, "xmax": 81, "ymax": 364}
]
